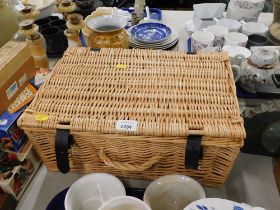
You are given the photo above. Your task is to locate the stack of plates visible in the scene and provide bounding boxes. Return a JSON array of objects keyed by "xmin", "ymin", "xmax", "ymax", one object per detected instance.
[{"xmin": 129, "ymin": 22, "xmax": 179, "ymax": 51}]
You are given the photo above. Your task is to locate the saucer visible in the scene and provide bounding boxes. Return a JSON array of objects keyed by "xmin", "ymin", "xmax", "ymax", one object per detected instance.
[
  {"xmin": 222, "ymin": 45, "xmax": 252, "ymax": 58},
  {"xmin": 130, "ymin": 39, "xmax": 178, "ymax": 50},
  {"xmin": 183, "ymin": 198, "xmax": 266, "ymax": 210},
  {"xmin": 129, "ymin": 26, "xmax": 178, "ymax": 50},
  {"xmin": 130, "ymin": 22, "xmax": 172, "ymax": 43}
]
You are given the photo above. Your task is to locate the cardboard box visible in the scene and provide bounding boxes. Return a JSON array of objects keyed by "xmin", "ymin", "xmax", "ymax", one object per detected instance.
[
  {"xmin": 0, "ymin": 141, "xmax": 41, "ymax": 200},
  {"xmin": 0, "ymin": 41, "xmax": 35, "ymax": 115},
  {"xmin": 0, "ymin": 108, "xmax": 27, "ymax": 152}
]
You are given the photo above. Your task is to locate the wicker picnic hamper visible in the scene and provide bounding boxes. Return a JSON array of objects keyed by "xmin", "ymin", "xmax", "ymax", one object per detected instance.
[{"xmin": 18, "ymin": 48, "xmax": 245, "ymax": 187}]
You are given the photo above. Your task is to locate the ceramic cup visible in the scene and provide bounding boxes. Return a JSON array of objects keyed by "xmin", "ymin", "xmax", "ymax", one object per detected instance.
[
  {"xmin": 214, "ymin": 18, "xmax": 241, "ymax": 32},
  {"xmin": 34, "ymin": 18, "xmax": 52, "ymax": 31},
  {"xmin": 247, "ymin": 34, "xmax": 270, "ymax": 49},
  {"xmin": 222, "ymin": 45, "xmax": 252, "ymax": 62},
  {"xmin": 228, "ymin": 3, "xmax": 263, "ymax": 18},
  {"xmin": 64, "ymin": 173, "xmax": 126, "ymax": 210},
  {"xmin": 191, "ymin": 30, "xmax": 215, "ymax": 53},
  {"xmin": 226, "ymin": 5, "xmax": 259, "ymax": 22},
  {"xmin": 143, "ymin": 175, "xmax": 205, "ymax": 210},
  {"xmin": 231, "ymin": 0, "xmax": 265, "ymax": 10},
  {"xmin": 205, "ymin": 25, "xmax": 229, "ymax": 47},
  {"xmin": 224, "ymin": 32, "xmax": 248, "ymax": 47},
  {"xmin": 41, "ymin": 26, "xmax": 67, "ymax": 55},
  {"xmin": 98, "ymin": 196, "xmax": 152, "ymax": 210},
  {"xmin": 241, "ymin": 21, "xmax": 268, "ymax": 36}
]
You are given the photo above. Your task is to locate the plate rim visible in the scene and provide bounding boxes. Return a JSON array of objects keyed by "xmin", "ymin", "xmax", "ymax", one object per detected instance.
[
  {"xmin": 129, "ymin": 26, "xmax": 178, "ymax": 46},
  {"xmin": 130, "ymin": 22, "xmax": 172, "ymax": 43}
]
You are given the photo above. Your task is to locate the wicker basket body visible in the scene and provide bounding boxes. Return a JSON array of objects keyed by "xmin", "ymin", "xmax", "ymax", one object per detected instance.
[{"xmin": 18, "ymin": 48, "xmax": 245, "ymax": 187}]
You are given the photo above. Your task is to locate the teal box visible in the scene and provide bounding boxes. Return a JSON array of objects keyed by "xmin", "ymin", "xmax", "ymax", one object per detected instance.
[{"xmin": 0, "ymin": 108, "xmax": 27, "ymax": 152}]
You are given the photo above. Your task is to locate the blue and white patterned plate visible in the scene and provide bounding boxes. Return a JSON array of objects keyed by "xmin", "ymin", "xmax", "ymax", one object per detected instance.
[
  {"xmin": 183, "ymin": 198, "xmax": 266, "ymax": 210},
  {"xmin": 130, "ymin": 23, "xmax": 172, "ymax": 43}
]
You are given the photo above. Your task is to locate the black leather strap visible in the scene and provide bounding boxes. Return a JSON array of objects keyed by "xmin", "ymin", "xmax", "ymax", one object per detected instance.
[
  {"xmin": 55, "ymin": 129, "xmax": 73, "ymax": 173},
  {"xmin": 185, "ymin": 135, "xmax": 203, "ymax": 170}
]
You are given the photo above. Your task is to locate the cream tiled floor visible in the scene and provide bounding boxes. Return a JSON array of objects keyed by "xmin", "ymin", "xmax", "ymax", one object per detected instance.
[{"xmin": 16, "ymin": 153, "xmax": 280, "ymax": 210}]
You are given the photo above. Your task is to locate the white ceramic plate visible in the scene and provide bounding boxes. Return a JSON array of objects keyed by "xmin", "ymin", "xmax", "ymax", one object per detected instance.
[
  {"xmin": 129, "ymin": 26, "xmax": 178, "ymax": 47},
  {"xmin": 130, "ymin": 39, "xmax": 178, "ymax": 50},
  {"xmin": 183, "ymin": 198, "xmax": 266, "ymax": 210},
  {"xmin": 130, "ymin": 36, "xmax": 178, "ymax": 47}
]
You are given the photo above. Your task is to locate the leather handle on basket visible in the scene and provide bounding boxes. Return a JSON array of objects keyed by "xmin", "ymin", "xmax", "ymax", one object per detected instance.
[
  {"xmin": 55, "ymin": 129, "xmax": 73, "ymax": 173},
  {"xmin": 185, "ymin": 135, "xmax": 203, "ymax": 170},
  {"xmin": 99, "ymin": 149, "xmax": 162, "ymax": 172}
]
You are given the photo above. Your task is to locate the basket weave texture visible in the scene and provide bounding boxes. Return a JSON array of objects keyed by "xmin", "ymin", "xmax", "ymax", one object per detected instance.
[{"xmin": 18, "ymin": 48, "xmax": 245, "ymax": 186}]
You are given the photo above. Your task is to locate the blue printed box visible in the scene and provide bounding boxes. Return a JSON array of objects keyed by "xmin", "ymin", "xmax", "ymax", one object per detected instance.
[{"xmin": 0, "ymin": 108, "xmax": 27, "ymax": 152}]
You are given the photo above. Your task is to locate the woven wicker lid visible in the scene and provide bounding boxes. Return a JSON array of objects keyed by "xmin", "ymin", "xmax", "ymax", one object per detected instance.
[{"xmin": 18, "ymin": 48, "xmax": 245, "ymax": 139}]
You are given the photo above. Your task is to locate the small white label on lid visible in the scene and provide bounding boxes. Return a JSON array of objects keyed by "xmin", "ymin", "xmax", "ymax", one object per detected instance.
[{"xmin": 116, "ymin": 120, "xmax": 138, "ymax": 132}]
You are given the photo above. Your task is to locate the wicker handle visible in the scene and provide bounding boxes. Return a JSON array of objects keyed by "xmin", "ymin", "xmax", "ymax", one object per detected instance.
[{"xmin": 99, "ymin": 149, "xmax": 162, "ymax": 172}]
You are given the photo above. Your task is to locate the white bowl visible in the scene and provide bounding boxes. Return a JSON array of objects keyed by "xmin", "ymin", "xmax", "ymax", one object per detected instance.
[
  {"xmin": 222, "ymin": 45, "xmax": 252, "ymax": 59},
  {"xmin": 227, "ymin": 5, "xmax": 259, "ymax": 22},
  {"xmin": 215, "ymin": 18, "xmax": 242, "ymax": 32},
  {"xmin": 193, "ymin": 3, "xmax": 226, "ymax": 19},
  {"xmin": 241, "ymin": 22, "xmax": 268, "ymax": 36},
  {"xmin": 225, "ymin": 32, "xmax": 248, "ymax": 47},
  {"xmin": 87, "ymin": 15, "xmax": 128, "ymax": 32},
  {"xmin": 98, "ymin": 196, "xmax": 151, "ymax": 210},
  {"xmin": 65, "ymin": 173, "xmax": 126, "ymax": 210},
  {"xmin": 144, "ymin": 175, "xmax": 205, "ymax": 210},
  {"xmin": 228, "ymin": 3, "xmax": 263, "ymax": 18},
  {"xmin": 193, "ymin": 15, "xmax": 216, "ymax": 31},
  {"xmin": 231, "ymin": 0, "xmax": 265, "ymax": 10},
  {"xmin": 29, "ymin": 0, "xmax": 55, "ymax": 19}
]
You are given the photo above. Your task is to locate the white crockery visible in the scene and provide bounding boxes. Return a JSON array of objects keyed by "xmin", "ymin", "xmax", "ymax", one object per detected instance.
[
  {"xmin": 29, "ymin": 0, "xmax": 55, "ymax": 19},
  {"xmin": 87, "ymin": 15, "xmax": 128, "ymax": 31},
  {"xmin": 226, "ymin": 5, "xmax": 259, "ymax": 22},
  {"xmin": 191, "ymin": 30, "xmax": 215, "ymax": 53},
  {"xmin": 193, "ymin": 15, "xmax": 216, "ymax": 31},
  {"xmin": 98, "ymin": 196, "xmax": 152, "ymax": 210},
  {"xmin": 231, "ymin": 0, "xmax": 265, "ymax": 10},
  {"xmin": 222, "ymin": 45, "xmax": 252, "ymax": 60},
  {"xmin": 65, "ymin": 173, "xmax": 126, "ymax": 210},
  {"xmin": 249, "ymin": 48, "xmax": 280, "ymax": 67},
  {"xmin": 193, "ymin": 3, "xmax": 226, "ymax": 19},
  {"xmin": 225, "ymin": 32, "xmax": 248, "ymax": 47},
  {"xmin": 206, "ymin": 25, "xmax": 229, "ymax": 47},
  {"xmin": 183, "ymin": 198, "xmax": 267, "ymax": 210},
  {"xmin": 228, "ymin": 2, "xmax": 263, "ymax": 18},
  {"xmin": 144, "ymin": 175, "xmax": 205, "ymax": 210},
  {"xmin": 241, "ymin": 21, "xmax": 268, "ymax": 36},
  {"xmin": 214, "ymin": 18, "xmax": 242, "ymax": 32}
]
